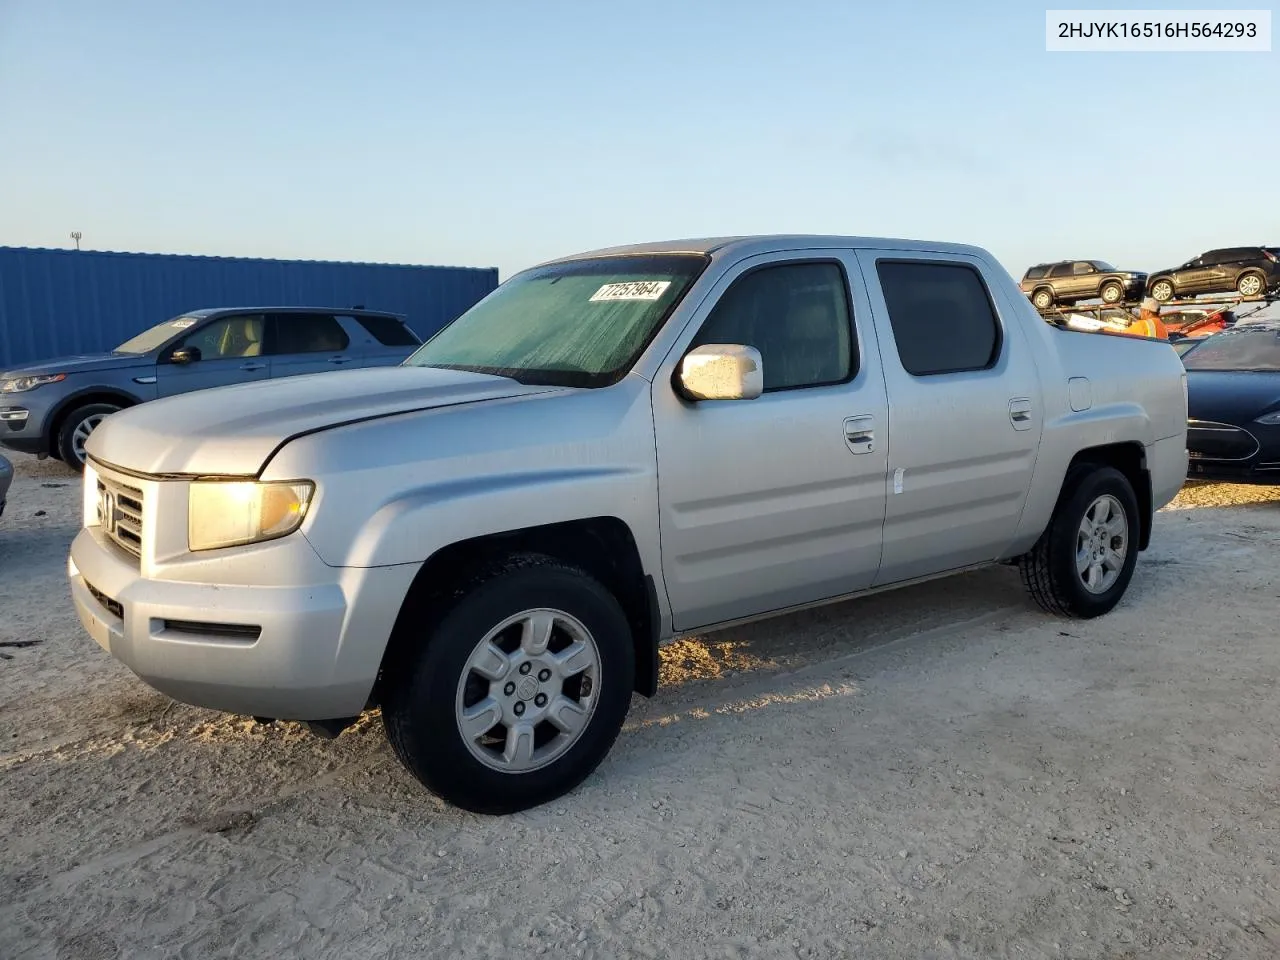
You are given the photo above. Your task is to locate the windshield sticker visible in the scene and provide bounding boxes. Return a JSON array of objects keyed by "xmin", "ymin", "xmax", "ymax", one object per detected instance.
[
  {"xmin": 170, "ymin": 318, "xmax": 196, "ymax": 329},
  {"xmin": 589, "ymin": 280, "xmax": 671, "ymax": 302}
]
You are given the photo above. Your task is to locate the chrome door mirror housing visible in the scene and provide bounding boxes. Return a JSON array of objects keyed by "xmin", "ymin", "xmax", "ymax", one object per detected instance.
[{"xmin": 676, "ymin": 344, "xmax": 763, "ymax": 401}]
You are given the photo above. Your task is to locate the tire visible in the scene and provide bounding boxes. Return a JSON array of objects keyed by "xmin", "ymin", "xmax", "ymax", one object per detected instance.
[
  {"xmin": 382, "ymin": 554, "xmax": 635, "ymax": 814},
  {"xmin": 56, "ymin": 403, "xmax": 122, "ymax": 471},
  {"xmin": 1100, "ymin": 281, "xmax": 1124, "ymax": 304},
  {"xmin": 1236, "ymin": 271, "xmax": 1264, "ymax": 298},
  {"xmin": 1032, "ymin": 288, "xmax": 1054, "ymax": 310},
  {"xmin": 1018, "ymin": 464, "xmax": 1140, "ymax": 619},
  {"xmin": 1149, "ymin": 278, "xmax": 1175, "ymax": 303}
]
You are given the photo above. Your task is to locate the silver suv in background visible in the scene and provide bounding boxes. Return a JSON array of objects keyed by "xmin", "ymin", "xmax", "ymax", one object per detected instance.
[
  {"xmin": 68, "ymin": 235, "xmax": 1188, "ymax": 814},
  {"xmin": 0, "ymin": 307, "xmax": 421, "ymax": 470}
]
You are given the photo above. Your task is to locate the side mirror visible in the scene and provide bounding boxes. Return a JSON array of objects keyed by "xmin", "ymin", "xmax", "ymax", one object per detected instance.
[
  {"xmin": 168, "ymin": 346, "xmax": 201, "ymax": 364},
  {"xmin": 676, "ymin": 344, "xmax": 763, "ymax": 401}
]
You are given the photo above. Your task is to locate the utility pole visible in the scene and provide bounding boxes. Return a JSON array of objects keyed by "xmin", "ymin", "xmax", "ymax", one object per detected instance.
[{"xmin": 70, "ymin": 231, "xmax": 82, "ymax": 251}]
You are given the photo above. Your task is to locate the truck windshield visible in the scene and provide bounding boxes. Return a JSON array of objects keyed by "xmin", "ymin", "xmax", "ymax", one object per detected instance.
[
  {"xmin": 405, "ymin": 253, "xmax": 710, "ymax": 387},
  {"xmin": 1182, "ymin": 327, "xmax": 1280, "ymax": 372},
  {"xmin": 114, "ymin": 315, "xmax": 203, "ymax": 354}
]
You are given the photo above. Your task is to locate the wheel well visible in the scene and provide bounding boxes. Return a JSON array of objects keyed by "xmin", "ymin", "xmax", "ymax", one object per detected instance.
[
  {"xmin": 376, "ymin": 517, "xmax": 659, "ymax": 704},
  {"xmin": 47, "ymin": 391, "xmax": 137, "ymax": 446},
  {"xmin": 1067, "ymin": 443, "xmax": 1152, "ymax": 550}
]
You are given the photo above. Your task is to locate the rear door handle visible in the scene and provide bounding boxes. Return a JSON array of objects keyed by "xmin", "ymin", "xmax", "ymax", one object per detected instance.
[
  {"xmin": 844, "ymin": 415, "xmax": 876, "ymax": 454},
  {"xmin": 239, "ymin": 362, "xmax": 267, "ymax": 372},
  {"xmin": 328, "ymin": 356, "xmax": 353, "ymax": 365},
  {"xmin": 1009, "ymin": 397, "xmax": 1033, "ymax": 431}
]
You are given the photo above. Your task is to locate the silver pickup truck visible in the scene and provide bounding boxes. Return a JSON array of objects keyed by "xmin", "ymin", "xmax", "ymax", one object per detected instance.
[{"xmin": 68, "ymin": 235, "xmax": 1188, "ymax": 813}]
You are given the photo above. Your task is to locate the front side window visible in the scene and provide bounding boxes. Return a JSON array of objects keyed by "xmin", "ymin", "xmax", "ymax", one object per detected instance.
[
  {"xmin": 406, "ymin": 254, "xmax": 709, "ymax": 387},
  {"xmin": 271, "ymin": 314, "xmax": 350, "ymax": 354},
  {"xmin": 876, "ymin": 260, "xmax": 1001, "ymax": 377},
  {"xmin": 689, "ymin": 262, "xmax": 854, "ymax": 391},
  {"xmin": 179, "ymin": 315, "xmax": 265, "ymax": 359},
  {"xmin": 1182, "ymin": 328, "xmax": 1280, "ymax": 371},
  {"xmin": 1073, "ymin": 262, "xmax": 1096, "ymax": 276}
]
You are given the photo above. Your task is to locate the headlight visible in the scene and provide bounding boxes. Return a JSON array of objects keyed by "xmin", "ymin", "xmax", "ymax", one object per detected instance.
[
  {"xmin": 1, "ymin": 373, "xmax": 66, "ymax": 393},
  {"xmin": 1254, "ymin": 411, "xmax": 1280, "ymax": 426},
  {"xmin": 188, "ymin": 480, "xmax": 315, "ymax": 551}
]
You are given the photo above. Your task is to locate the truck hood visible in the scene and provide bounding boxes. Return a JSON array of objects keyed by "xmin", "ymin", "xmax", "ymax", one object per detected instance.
[
  {"xmin": 85, "ymin": 366, "xmax": 565, "ymax": 476},
  {"xmin": 2, "ymin": 352, "xmax": 153, "ymax": 379}
]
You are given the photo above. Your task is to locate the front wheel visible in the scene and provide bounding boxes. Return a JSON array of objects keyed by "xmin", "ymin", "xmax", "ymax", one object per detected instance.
[
  {"xmin": 1018, "ymin": 465, "xmax": 1140, "ymax": 618},
  {"xmin": 382, "ymin": 556, "xmax": 635, "ymax": 814},
  {"xmin": 57, "ymin": 402, "xmax": 122, "ymax": 471}
]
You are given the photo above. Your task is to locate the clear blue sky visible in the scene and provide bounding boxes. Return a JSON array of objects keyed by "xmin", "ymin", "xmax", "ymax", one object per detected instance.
[{"xmin": 0, "ymin": 1, "xmax": 1275, "ymax": 280}]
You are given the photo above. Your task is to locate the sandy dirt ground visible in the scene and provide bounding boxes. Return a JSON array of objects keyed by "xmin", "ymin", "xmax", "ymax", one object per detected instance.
[{"xmin": 1, "ymin": 451, "xmax": 1278, "ymax": 960}]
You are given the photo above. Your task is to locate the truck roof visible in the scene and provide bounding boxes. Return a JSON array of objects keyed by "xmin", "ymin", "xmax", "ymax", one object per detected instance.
[{"xmin": 538, "ymin": 234, "xmax": 993, "ymax": 267}]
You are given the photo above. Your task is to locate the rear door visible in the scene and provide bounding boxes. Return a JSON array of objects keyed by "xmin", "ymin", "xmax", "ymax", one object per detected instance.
[
  {"xmin": 1069, "ymin": 261, "xmax": 1099, "ymax": 298},
  {"xmin": 653, "ymin": 251, "xmax": 889, "ymax": 630},
  {"xmin": 1048, "ymin": 262, "xmax": 1075, "ymax": 299},
  {"xmin": 266, "ymin": 312, "xmax": 357, "ymax": 379},
  {"xmin": 853, "ymin": 250, "xmax": 1044, "ymax": 586},
  {"xmin": 340, "ymin": 313, "xmax": 422, "ymax": 367},
  {"xmin": 155, "ymin": 314, "xmax": 270, "ymax": 398}
]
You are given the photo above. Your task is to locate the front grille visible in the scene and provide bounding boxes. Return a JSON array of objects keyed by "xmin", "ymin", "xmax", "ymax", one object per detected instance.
[
  {"xmin": 97, "ymin": 474, "xmax": 145, "ymax": 559},
  {"xmin": 1186, "ymin": 420, "xmax": 1260, "ymax": 462}
]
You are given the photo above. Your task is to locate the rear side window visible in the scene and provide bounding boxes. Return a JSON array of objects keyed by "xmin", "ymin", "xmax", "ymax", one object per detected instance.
[
  {"xmin": 876, "ymin": 260, "xmax": 1001, "ymax": 377},
  {"xmin": 271, "ymin": 314, "xmax": 350, "ymax": 354},
  {"xmin": 352, "ymin": 314, "xmax": 419, "ymax": 346},
  {"xmin": 1024, "ymin": 265, "xmax": 1049, "ymax": 280},
  {"xmin": 1049, "ymin": 263, "xmax": 1074, "ymax": 279}
]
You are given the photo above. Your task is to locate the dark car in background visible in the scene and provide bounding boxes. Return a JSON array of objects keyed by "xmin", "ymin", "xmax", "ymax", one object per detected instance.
[
  {"xmin": 0, "ymin": 307, "xmax": 422, "ymax": 470},
  {"xmin": 1148, "ymin": 246, "xmax": 1280, "ymax": 302},
  {"xmin": 1021, "ymin": 260, "xmax": 1149, "ymax": 310},
  {"xmin": 1180, "ymin": 321, "xmax": 1280, "ymax": 484}
]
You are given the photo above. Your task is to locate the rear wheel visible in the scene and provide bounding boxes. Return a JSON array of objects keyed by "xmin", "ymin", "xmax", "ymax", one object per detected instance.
[
  {"xmin": 1018, "ymin": 465, "xmax": 1140, "ymax": 618},
  {"xmin": 56, "ymin": 403, "xmax": 122, "ymax": 471},
  {"xmin": 1032, "ymin": 288, "xmax": 1054, "ymax": 310},
  {"xmin": 1236, "ymin": 271, "xmax": 1264, "ymax": 298},
  {"xmin": 1150, "ymin": 278, "xmax": 1175, "ymax": 302},
  {"xmin": 382, "ymin": 555, "xmax": 635, "ymax": 814},
  {"xmin": 1100, "ymin": 281, "xmax": 1124, "ymax": 303}
]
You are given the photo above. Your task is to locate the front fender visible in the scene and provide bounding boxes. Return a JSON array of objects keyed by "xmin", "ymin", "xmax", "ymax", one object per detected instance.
[{"xmin": 327, "ymin": 464, "xmax": 658, "ymax": 570}]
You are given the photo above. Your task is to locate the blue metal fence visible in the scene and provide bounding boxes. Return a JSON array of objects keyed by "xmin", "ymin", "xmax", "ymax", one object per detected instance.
[{"xmin": 0, "ymin": 247, "xmax": 499, "ymax": 370}]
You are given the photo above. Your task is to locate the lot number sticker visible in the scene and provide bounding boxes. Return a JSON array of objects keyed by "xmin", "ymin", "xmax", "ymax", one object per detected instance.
[{"xmin": 589, "ymin": 280, "xmax": 671, "ymax": 302}]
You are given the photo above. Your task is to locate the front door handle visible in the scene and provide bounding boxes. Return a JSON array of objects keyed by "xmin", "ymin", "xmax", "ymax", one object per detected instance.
[
  {"xmin": 328, "ymin": 356, "xmax": 353, "ymax": 365},
  {"xmin": 239, "ymin": 362, "xmax": 267, "ymax": 372},
  {"xmin": 844, "ymin": 415, "xmax": 876, "ymax": 454},
  {"xmin": 1009, "ymin": 397, "xmax": 1033, "ymax": 431}
]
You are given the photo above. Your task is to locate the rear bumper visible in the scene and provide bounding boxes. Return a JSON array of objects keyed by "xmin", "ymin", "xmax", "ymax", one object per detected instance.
[
  {"xmin": 68, "ymin": 526, "xmax": 419, "ymax": 719},
  {"xmin": 1187, "ymin": 459, "xmax": 1280, "ymax": 485}
]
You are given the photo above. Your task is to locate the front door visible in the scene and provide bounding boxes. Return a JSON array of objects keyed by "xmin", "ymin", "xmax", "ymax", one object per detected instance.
[
  {"xmin": 854, "ymin": 250, "xmax": 1044, "ymax": 586},
  {"xmin": 155, "ymin": 313, "xmax": 270, "ymax": 397},
  {"xmin": 653, "ymin": 253, "xmax": 889, "ymax": 631}
]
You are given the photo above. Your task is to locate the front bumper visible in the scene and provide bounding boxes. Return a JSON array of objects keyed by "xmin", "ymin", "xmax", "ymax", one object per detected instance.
[
  {"xmin": 0, "ymin": 405, "xmax": 47, "ymax": 455},
  {"xmin": 68, "ymin": 525, "xmax": 419, "ymax": 719},
  {"xmin": 1185, "ymin": 419, "xmax": 1280, "ymax": 485}
]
